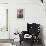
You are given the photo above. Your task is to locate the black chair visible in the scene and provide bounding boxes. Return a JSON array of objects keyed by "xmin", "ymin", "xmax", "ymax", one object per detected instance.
[
  {"xmin": 27, "ymin": 23, "xmax": 40, "ymax": 43},
  {"xmin": 19, "ymin": 23, "xmax": 40, "ymax": 45}
]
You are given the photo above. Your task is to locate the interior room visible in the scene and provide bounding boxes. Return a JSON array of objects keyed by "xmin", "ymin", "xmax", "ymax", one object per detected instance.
[{"xmin": 0, "ymin": 0, "xmax": 46, "ymax": 46}]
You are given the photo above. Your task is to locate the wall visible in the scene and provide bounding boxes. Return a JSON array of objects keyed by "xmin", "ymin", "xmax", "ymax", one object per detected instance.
[
  {"xmin": 0, "ymin": 4, "xmax": 9, "ymax": 39},
  {"xmin": 0, "ymin": 0, "xmax": 8, "ymax": 3},
  {"xmin": 9, "ymin": 0, "xmax": 45, "ymax": 42},
  {"xmin": 0, "ymin": 0, "xmax": 46, "ymax": 46},
  {"xmin": 0, "ymin": 0, "xmax": 13, "ymax": 46},
  {"xmin": 0, "ymin": 0, "xmax": 8, "ymax": 39}
]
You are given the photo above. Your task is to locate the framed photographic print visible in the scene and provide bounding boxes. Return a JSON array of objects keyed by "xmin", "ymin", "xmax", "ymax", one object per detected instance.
[{"xmin": 17, "ymin": 9, "xmax": 23, "ymax": 18}]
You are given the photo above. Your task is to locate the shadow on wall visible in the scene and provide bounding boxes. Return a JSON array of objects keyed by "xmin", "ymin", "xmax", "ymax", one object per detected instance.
[{"xmin": 40, "ymin": 25, "xmax": 45, "ymax": 46}]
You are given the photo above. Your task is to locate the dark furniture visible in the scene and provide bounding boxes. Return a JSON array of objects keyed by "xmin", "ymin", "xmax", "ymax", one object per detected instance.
[{"xmin": 19, "ymin": 23, "xmax": 41, "ymax": 46}]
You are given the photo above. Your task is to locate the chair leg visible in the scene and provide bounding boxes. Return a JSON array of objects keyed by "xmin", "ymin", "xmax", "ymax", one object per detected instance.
[
  {"xmin": 20, "ymin": 41, "xmax": 21, "ymax": 45},
  {"xmin": 30, "ymin": 40, "xmax": 34, "ymax": 46}
]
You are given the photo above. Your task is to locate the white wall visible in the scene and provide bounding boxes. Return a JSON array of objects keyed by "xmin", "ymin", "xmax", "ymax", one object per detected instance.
[
  {"xmin": 9, "ymin": 0, "xmax": 46, "ymax": 46},
  {"xmin": 0, "ymin": 4, "xmax": 9, "ymax": 39},
  {"xmin": 0, "ymin": 0, "xmax": 46, "ymax": 46},
  {"xmin": 9, "ymin": 0, "xmax": 45, "ymax": 40},
  {"xmin": 0, "ymin": 0, "xmax": 13, "ymax": 46},
  {"xmin": 0, "ymin": 0, "xmax": 8, "ymax": 3}
]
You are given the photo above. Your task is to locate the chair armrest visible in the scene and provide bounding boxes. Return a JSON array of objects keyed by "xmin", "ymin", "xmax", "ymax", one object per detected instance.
[
  {"xmin": 19, "ymin": 31, "xmax": 27, "ymax": 41},
  {"xmin": 22, "ymin": 31, "xmax": 28, "ymax": 35}
]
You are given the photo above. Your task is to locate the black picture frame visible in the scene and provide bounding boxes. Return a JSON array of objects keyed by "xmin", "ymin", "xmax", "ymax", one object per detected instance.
[{"xmin": 17, "ymin": 9, "xmax": 23, "ymax": 18}]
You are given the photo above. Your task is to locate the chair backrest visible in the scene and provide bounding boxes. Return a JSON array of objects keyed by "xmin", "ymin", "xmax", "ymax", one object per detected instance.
[{"xmin": 27, "ymin": 23, "xmax": 40, "ymax": 35}]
